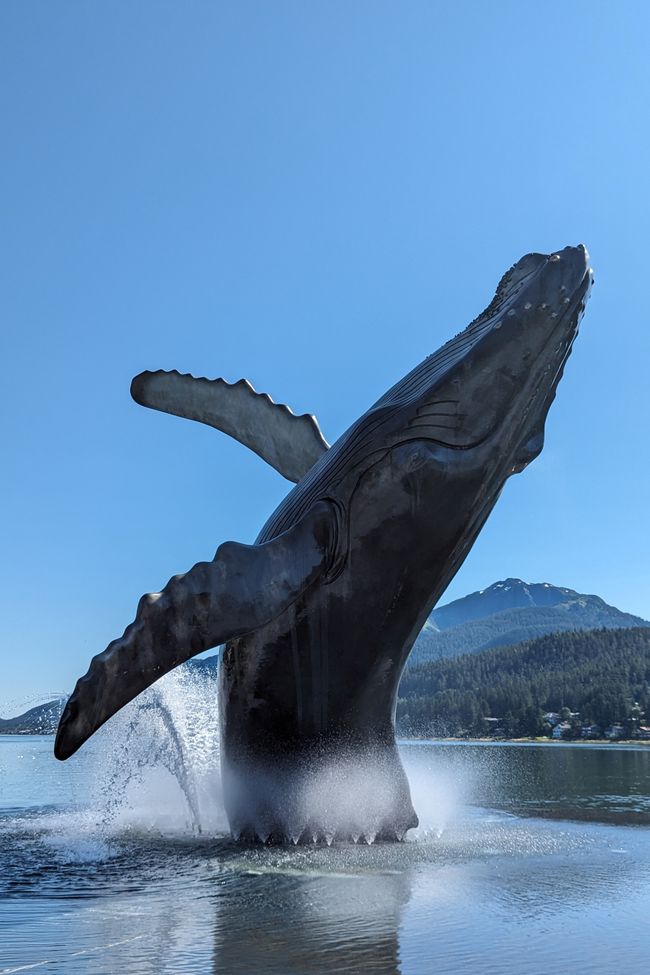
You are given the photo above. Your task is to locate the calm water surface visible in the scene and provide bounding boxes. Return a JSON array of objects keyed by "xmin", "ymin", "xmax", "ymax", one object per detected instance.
[{"xmin": 2, "ymin": 734, "xmax": 650, "ymax": 975}]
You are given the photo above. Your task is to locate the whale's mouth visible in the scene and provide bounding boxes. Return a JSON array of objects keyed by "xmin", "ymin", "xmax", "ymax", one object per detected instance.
[
  {"xmin": 430, "ymin": 246, "xmax": 592, "ymax": 451},
  {"xmin": 509, "ymin": 255, "xmax": 593, "ymax": 462},
  {"xmin": 467, "ymin": 254, "xmax": 546, "ymax": 330},
  {"xmin": 466, "ymin": 244, "xmax": 591, "ymax": 334},
  {"xmin": 417, "ymin": 248, "xmax": 593, "ymax": 596}
]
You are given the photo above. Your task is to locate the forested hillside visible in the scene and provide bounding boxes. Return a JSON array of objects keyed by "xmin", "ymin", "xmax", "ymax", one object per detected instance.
[
  {"xmin": 398, "ymin": 627, "xmax": 650, "ymax": 738},
  {"xmin": 411, "ymin": 579, "xmax": 647, "ymax": 663}
]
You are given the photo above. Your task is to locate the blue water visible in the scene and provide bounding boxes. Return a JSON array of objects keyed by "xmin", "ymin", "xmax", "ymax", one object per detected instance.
[{"xmin": 2, "ymin": 724, "xmax": 650, "ymax": 974}]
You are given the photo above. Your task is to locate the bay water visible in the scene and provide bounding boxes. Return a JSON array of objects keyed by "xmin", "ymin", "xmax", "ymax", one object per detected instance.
[{"xmin": 1, "ymin": 671, "xmax": 649, "ymax": 974}]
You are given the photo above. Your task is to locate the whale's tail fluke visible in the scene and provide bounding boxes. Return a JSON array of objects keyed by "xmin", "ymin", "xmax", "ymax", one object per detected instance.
[{"xmin": 54, "ymin": 500, "xmax": 338, "ymax": 760}]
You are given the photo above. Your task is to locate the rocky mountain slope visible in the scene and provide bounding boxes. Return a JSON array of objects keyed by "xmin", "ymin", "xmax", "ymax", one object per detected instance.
[{"xmin": 410, "ymin": 579, "xmax": 648, "ymax": 664}]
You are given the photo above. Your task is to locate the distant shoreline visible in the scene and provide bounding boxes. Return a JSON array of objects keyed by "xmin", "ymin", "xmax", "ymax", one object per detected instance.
[
  {"xmin": 401, "ymin": 735, "xmax": 650, "ymax": 746},
  {"xmin": 3, "ymin": 730, "xmax": 650, "ymax": 748}
]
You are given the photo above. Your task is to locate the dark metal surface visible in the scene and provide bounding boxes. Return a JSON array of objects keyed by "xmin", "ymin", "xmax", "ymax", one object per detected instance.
[
  {"xmin": 55, "ymin": 245, "xmax": 593, "ymax": 843},
  {"xmin": 131, "ymin": 370, "xmax": 329, "ymax": 482}
]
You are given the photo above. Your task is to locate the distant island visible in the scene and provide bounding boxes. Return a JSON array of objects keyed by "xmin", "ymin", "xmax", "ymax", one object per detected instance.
[
  {"xmin": 0, "ymin": 698, "xmax": 67, "ymax": 736},
  {"xmin": 3, "ymin": 579, "xmax": 649, "ymax": 741}
]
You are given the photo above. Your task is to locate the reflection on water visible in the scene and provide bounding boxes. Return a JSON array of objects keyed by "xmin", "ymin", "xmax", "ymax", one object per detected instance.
[
  {"xmin": 1, "ymin": 726, "xmax": 650, "ymax": 974},
  {"xmin": 212, "ymin": 866, "xmax": 410, "ymax": 975}
]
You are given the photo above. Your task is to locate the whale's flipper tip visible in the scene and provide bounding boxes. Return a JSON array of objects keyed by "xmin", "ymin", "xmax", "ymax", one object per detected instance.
[
  {"xmin": 54, "ymin": 500, "xmax": 339, "ymax": 759},
  {"xmin": 131, "ymin": 369, "xmax": 329, "ymax": 482}
]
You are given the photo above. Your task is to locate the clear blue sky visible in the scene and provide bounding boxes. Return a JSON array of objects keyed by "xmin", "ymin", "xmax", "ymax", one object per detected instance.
[{"xmin": 2, "ymin": 1, "xmax": 649, "ymax": 709}]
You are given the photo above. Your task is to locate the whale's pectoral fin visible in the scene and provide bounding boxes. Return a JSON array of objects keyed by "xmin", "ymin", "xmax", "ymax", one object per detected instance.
[
  {"xmin": 131, "ymin": 370, "xmax": 329, "ymax": 482},
  {"xmin": 54, "ymin": 500, "xmax": 337, "ymax": 760}
]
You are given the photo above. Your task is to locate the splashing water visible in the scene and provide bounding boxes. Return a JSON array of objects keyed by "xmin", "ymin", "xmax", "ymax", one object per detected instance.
[
  {"xmin": 226, "ymin": 750, "xmax": 417, "ymax": 845},
  {"xmin": 401, "ymin": 741, "xmax": 520, "ymax": 841},
  {"xmin": 62, "ymin": 661, "xmax": 227, "ymax": 845},
  {"xmin": 64, "ymin": 671, "xmax": 480, "ymax": 847},
  {"xmin": 23, "ymin": 663, "xmax": 488, "ymax": 852},
  {"xmin": 5, "ymin": 731, "xmax": 650, "ymax": 975}
]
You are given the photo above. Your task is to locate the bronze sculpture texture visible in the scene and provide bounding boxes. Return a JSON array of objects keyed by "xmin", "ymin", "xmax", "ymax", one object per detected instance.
[{"xmin": 55, "ymin": 245, "xmax": 593, "ymax": 843}]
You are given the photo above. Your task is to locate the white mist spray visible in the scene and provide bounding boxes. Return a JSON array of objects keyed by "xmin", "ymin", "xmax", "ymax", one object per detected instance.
[{"xmin": 82, "ymin": 661, "xmax": 226, "ymax": 837}]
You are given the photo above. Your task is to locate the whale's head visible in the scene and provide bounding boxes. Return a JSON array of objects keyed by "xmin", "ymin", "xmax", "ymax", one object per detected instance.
[
  {"xmin": 257, "ymin": 245, "xmax": 592, "ymax": 554},
  {"xmin": 378, "ymin": 244, "xmax": 593, "ymax": 478}
]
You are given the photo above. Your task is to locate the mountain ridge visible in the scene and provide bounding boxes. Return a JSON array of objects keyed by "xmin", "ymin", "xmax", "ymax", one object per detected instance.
[
  {"xmin": 411, "ymin": 578, "xmax": 648, "ymax": 664},
  {"xmin": 3, "ymin": 580, "xmax": 647, "ymax": 732},
  {"xmin": 0, "ymin": 699, "xmax": 65, "ymax": 735}
]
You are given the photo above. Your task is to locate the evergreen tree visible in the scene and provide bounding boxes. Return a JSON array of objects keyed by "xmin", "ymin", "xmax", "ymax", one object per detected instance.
[{"xmin": 397, "ymin": 627, "xmax": 650, "ymax": 738}]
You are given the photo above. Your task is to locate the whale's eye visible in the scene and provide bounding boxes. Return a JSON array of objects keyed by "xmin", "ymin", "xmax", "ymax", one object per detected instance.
[{"xmin": 406, "ymin": 445, "xmax": 428, "ymax": 472}]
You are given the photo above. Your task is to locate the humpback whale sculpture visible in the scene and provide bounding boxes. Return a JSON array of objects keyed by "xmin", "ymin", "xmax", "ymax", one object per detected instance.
[{"xmin": 55, "ymin": 244, "xmax": 593, "ymax": 842}]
